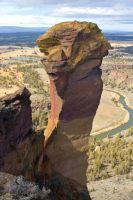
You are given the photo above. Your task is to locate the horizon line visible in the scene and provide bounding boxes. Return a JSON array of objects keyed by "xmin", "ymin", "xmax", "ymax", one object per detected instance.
[{"xmin": 0, "ymin": 26, "xmax": 133, "ymax": 33}]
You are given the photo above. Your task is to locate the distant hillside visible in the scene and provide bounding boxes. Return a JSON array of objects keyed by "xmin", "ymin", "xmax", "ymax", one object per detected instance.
[
  {"xmin": 105, "ymin": 32, "xmax": 133, "ymax": 42},
  {"xmin": 0, "ymin": 32, "xmax": 45, "ymax": 46},
  {"xmin": 0, "ymin": 28, "xmax": 133, "ymax": 46},
  {"xmin": 0, "ymin": 26, "xmax": 48, "ymax": 33}
]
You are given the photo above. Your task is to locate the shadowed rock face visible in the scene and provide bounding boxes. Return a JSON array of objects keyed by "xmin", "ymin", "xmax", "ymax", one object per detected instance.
[
  {"xmin": 0, "ymin": 88, "xmax": 44, "ymax": 179},
  {"xmin": 37, "ymin": 21, "xmax": 111, "ymax": 198},
  {"xmin": 0, "ymin": 88, "xmax": 32, "ymax": 152}
]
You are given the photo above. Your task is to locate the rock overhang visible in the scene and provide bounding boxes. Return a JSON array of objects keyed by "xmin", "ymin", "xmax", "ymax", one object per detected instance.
[{"xmin": 36, "ymin": 21, "xmax": 111, "ymax": 72}]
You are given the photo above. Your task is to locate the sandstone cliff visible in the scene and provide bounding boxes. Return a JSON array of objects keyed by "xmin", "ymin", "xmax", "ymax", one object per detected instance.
[{"xmin": 37, "ymin": 21, "xmax": 111, "ymax": 199}]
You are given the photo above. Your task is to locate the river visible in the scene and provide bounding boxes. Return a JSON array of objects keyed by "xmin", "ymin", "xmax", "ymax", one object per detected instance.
[{"xmin": 96, "ymin": 90, "xmax": 133, "ymax": 140}]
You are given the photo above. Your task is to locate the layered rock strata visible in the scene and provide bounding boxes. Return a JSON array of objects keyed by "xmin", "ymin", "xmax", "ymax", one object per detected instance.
[{"xmin": 36, "ymin": 21, "xmax": 111, "ymax": 199}]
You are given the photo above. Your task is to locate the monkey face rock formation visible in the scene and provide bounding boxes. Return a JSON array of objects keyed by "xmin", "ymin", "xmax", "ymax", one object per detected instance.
[
  {"xmin": 37, "ymin": 21, "xmax": 111, "ymax": 196},
  {"xmin": 0, "ymin": 88, "xmax": 44, "ymax": 179}
]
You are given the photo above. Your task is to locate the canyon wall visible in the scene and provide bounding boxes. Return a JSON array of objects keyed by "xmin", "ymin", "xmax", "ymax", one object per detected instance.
[{"xmin": 37, "ymin": 21, "xmax": 111, "ymax": 198}]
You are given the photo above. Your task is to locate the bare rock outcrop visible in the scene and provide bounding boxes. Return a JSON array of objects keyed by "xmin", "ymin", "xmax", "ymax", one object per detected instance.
[
  {"xmin": 37, "ymin": 21, "xmax": 111, "ymax": 198},
  {"xmin": 0, "ymin": 88, "xmax": 44, "ymax": 179}
]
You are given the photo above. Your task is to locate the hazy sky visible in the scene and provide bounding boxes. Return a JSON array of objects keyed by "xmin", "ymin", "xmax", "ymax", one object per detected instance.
[{"xmin": 0, "ymin": 0, "xmax": 133, "ymax": 31}]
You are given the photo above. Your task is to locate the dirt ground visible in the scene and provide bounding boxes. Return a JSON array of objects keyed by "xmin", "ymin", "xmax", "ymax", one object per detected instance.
[{"xmin": 88, "ymin": 175, "xmax": 133, "ymax": 200}]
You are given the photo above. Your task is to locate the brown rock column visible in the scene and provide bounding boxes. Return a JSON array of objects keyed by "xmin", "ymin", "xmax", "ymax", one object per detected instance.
[
  {"xmin": 37, "ymin": 21, "xmax": 111, "ymax": 198},
  {"xmin": 0, "ymin": 88, "xmax": 44, "ymax": 180}
]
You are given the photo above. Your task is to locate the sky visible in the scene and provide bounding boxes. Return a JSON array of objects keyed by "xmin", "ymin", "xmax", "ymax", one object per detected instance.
[{"xmin": 0, "ymin": 0, "xmax": 133, "ymax": 31}]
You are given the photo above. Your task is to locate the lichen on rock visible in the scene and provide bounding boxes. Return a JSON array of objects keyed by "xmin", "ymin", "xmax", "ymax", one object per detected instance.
[
  {"xmin": 0, "ymin": 172, "xmax": 50, "ymax": 200},
  {"xmin": 37, "ymin": 21, "xmax": 110, "ymax": 68}
]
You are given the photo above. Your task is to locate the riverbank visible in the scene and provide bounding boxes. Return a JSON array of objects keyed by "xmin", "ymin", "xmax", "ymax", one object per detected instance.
[
  {"xmin": 91, "ymin": 89, "xmax": 130, "ymax": 136},
  {"xmin": 117, "ymin": 90, "xmax": 133, "ymax": 109}
]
